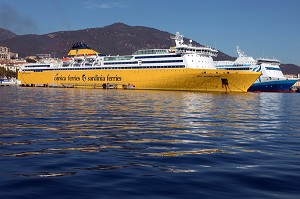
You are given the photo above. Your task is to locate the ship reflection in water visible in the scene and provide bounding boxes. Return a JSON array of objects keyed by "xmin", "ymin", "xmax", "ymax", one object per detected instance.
[{"xmin": 0, "ymin": 87, "xmax": 300, "ymax": 199}]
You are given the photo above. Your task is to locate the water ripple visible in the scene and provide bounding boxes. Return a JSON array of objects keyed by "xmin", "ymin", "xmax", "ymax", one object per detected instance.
[{"xmin": 1, "ymin": 87, "xmax": 300, "ymax": 199}]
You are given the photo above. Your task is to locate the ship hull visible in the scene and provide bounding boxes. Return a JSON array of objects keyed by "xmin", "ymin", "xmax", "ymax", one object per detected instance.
[
  {"xmin": 18, "ymin": 68, "xmax": 261, "ymax": 92},
  {"xmin": 248, "ymin": 79, "xmax": 298, "ymax": 92}
]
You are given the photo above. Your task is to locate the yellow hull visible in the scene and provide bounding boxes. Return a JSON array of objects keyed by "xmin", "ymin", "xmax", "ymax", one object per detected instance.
[{"xmin": 18, "ymin": 68, "xmax": 261, "ymax": 92}]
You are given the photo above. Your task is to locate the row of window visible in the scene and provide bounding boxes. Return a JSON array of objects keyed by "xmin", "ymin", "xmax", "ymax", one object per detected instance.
[
  {"xmin": 26, "ymin": 65, "xmax": 186, "ymax": 72},
  {"xmin": 105, "ymin": 61, "xmax": 137, "ymax": 65},
  {"xmin": 0, "ymin": 54, "xmax": 9, "ymax": 59},
  {"xmin": 218, "ymin": 67, "xmax": 250, "ymax": 71},
  {"xmin": 217, "ymin": 64, "xmax": 251, "ymax": 67},
  {"xmin": 134, "ymin": 54, "xmax": 182, "ymax": 59},
  {"xmin": 104, "ymin": 56, "xmax": 133, "ymax": 61},
  {"xmin": 265, "ymin": 67, "xmax": 281, "ymax": 71},
  {"xmin": 133, "ymin": 49, "xmax": 169, "ymax": 55},
  {"xmin": 24, "ymin": 65, "xmax": 51, "ymax": 68},
  {"xmin": 104, "ymin": 60, "xmax": 183, "ymax": 65}
]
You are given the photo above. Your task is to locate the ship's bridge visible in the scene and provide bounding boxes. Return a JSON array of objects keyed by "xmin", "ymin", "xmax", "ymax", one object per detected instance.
[
  {"xmin": 257, "ymin": 58, "xmax": 281, "ymax": 65},
  {"xmin": 175, "ymin": 46, "xmax": 218, "ymax": 57},
  {"xmin": 171, "ymin": 32, "xmax": 218, "ymax": 57}
]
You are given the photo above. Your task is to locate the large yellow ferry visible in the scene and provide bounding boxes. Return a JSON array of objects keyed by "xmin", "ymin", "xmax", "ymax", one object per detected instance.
[{"xmin": 18, "ymin": 32, "xmax": 261, "ymax": 92}]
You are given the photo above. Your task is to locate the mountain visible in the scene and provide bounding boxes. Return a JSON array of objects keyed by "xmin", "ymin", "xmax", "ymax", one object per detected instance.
[
  {"xmin": 0, "ymin": 23, "xmax": 299, "ymax": 75},
  {"xmin": 0, "ymin": 28, "xmax": 17, "ymax": 41},
  {"xmin": 0, "ymin": 23, "xmax": 232, "ymax": 60},
  {"xmin": 280, "ymin": 64, "xmax": 300, "ymax": 76}
]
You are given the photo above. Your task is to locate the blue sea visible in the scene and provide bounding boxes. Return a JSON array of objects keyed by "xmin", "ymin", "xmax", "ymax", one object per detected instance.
[{"xmin": 1, "ymin": 86, "xmax": 300, "ymax": 199}]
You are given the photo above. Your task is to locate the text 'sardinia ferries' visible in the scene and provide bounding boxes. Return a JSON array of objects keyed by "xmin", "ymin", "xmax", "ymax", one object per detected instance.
[
  {"xmin": 215, "ymin": 46, "xmax": 298, "ymax": 92},
  {"xmin": 18, "ymin": 32, "xmax": 261, "ymax": 92}
]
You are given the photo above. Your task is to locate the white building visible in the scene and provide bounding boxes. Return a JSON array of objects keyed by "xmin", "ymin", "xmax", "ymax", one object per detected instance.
[
  {"xmin": 0, "ymin": 46, "xmax": 18, "ymax": 60},
  {"xmin": 0, "ymin": 45, "xmax": 23, "ymax": 72},
  {"xmin": 0, "ymin": 46, "xmax": 11, "ymax": 60}
]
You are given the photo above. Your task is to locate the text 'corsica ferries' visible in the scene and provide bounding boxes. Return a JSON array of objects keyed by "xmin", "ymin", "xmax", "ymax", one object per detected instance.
[{"xmin": 18, "ymin": 32, "xmax": 261, "ymax": 92}]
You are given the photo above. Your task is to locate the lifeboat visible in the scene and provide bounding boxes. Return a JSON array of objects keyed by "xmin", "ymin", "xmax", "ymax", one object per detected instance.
[
  {"xmin": 62, "ymin": 57, "xmax": 72, "ymax": 61},
  {"xmin": 62, "ymin": 57, "xmax": 73, "ymax": 67}
]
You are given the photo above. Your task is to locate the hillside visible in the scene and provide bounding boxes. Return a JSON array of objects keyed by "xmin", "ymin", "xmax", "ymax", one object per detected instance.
[
  {"xmin": 0, "ymin": 23, "xmax": 232, "ymax": 60},
  {"xmin": 0, "ymin": 28, "xmax": 17, "ymax": 41},
  {"xmin": 280, "ymin": 64, "xmax": 300, "ymax": 76}
]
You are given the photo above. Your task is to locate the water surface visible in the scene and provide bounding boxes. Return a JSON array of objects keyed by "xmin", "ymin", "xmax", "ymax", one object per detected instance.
[{"xmin": 1, "ymin": 86, "xmax": 300, "ymax": 198}]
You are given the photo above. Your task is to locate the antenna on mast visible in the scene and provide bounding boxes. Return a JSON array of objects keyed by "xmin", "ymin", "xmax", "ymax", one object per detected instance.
[
  {"xmin": 236, "ymin": 46, "xmax": 246, "ymax": 57},
  {"xmin": 170, "ymin": 32, "xmax": 184, "ymax": 47}
]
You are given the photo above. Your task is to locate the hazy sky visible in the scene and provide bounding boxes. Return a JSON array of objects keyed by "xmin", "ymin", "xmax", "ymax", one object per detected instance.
[{"xmin": 0, "ymin": 0, "xmax": 299, "ymax": 65}]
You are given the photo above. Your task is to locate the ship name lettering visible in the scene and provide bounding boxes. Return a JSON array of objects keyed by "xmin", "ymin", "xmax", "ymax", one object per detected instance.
[
  {"xmin": 88, "ymin": 75, "xmax": 105, "ymax": 81},
  {"xmin": 54, "ymin": 76, "xmax": 66, "ymax": 81},
  {"xmin": 68, "ymin": 75, "xmax": 80, "ymax": 81},
  {"xmin": 107, "ymin": 75, "xmax": 122, "ymax": 81}
]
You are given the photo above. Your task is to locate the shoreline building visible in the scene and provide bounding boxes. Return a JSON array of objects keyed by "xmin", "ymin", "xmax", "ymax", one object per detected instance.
[
  {"xmin": 0, "ymin": 46, "xmax": 12, "ymax": 60},
  {"xmin": 0, "ymin": 45, "xmax": 25, "ymax": 72},
  {"xmin": 0, "ymin": 45, "xmax": 19, "ymax": 60}
]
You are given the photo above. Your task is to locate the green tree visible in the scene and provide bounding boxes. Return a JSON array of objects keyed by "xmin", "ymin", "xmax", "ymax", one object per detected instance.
[
  {"xmin": 0, "ymin": 67, "xmax": 5, "ymax": 78},
  {"xmin": 0, "ymin": 66, "xmax": 17, "ymax": 79}
]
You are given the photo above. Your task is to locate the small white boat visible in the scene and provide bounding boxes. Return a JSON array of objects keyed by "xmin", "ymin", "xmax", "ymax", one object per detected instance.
[{"xmin": 0, "ymin": 78, "xmax": 21, "ymax": 86}]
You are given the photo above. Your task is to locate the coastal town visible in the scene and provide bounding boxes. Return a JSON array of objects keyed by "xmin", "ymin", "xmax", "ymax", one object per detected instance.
[{"xmin": 0, "ymin": 45, "xmax": 52, "ymax": 85}]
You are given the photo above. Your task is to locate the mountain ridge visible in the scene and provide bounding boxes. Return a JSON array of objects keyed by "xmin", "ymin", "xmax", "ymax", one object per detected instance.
[{"xmin": 0, "ymin": 23, "xmax": 233, "ymax": 60}]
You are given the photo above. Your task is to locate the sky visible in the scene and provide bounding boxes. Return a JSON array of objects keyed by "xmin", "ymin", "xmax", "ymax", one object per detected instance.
[{"xmin": 0, "ymin": 0, "xmax": 300, "ymax": 65}]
